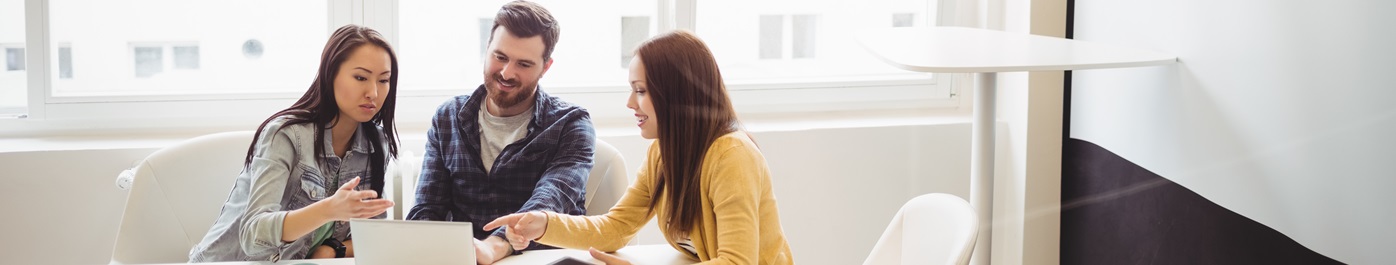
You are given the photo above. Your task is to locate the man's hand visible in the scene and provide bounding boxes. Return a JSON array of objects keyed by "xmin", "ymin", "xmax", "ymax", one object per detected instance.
[
  {"xmin": 589, "ymin": 247, "xmax": 633, "ymax": 265},
  {"xmin": 474, "ymin": 237, "xmax": 514, "ymax": 265},
  {"xmin": 473, "ymin": 239, "xmax": 496, "ymax": 265}
]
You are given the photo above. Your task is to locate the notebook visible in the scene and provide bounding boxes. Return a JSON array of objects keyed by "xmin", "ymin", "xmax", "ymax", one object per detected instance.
[{"xmin": 350, "ymin": 218, "xmax": 476, "ymax": 265}]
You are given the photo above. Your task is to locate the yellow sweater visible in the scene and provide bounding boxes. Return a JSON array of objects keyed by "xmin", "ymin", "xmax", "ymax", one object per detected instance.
[{"xmin": 538, "ymin": 132, "xmax": 793, "ymax": 265}]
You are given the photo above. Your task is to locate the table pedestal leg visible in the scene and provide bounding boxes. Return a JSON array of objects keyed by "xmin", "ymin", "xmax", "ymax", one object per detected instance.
[{"xmin": 970, "ymin": 72, "xmax": 996, "ymax": 265}]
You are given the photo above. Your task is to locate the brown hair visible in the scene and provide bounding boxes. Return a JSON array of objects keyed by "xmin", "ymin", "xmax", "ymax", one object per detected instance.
[
  {"xmin": 244, "ymin": 24, "xmax": 400, "ymax": 196},
  {"xmin": 490, "ymin": 0, "xmax": 561, "ymax": 60},
  {"xmin": 635, "ymin": 30, "xmax": 741, "ymax": 239}
]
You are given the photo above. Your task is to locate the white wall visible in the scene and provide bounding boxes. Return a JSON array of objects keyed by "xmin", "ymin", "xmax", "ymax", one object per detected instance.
[
  {"xmin": 0, "ymin": 119, "xmax": 971, "ymax": 265},
  {"xmin": 1071, "ymin": 0, "xmax": 1396, "ymax": 264}
]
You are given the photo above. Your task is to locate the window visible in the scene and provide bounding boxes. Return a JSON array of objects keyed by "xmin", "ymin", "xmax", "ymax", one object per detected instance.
[
  {"xmin": 47, "ymin": 0, "xmax": 326, "ymax": 97},
  {"xmin": 4, "ymin": 47, "xmax": 22, "ymax": 71},
  {"xmin": 477, "ymin": 17, "xmax": 494, "ymax": 57},
  {"xmin": 6, "ymin": 0, "xmax": 960, "ymax": 134},
  {"xmin": 130, "ymin": 43, "xmax": 200, "ymax": 78},
  {"xmin": 698, "ymin": 0, "xmax": 941, "ymax": 81},
  {"xmin": 398, "ymin": 0, "xmax": 657, "ymax": 92},
  {"xmin": 132, "ymin": 46, "xmax": 163, "ymax": 78},
  {"xmin": 1, "ymin": 0, "xmax": 26, "ymax": 117},
  {"xmin": 58, "ymin": 45, "xmax": 72, "ymax": 79},
  {"xmin": 893, "ymin": 13, "xmax": 917, "ymax": 27},
  {"xmin": 759, "ymin": 15, "xmax": 783, "ymax": 60},
  {"xmin": 620, "ymin": 16, "xmax": 651, "ymax": 67},
  {"xmin": 791, "ymin": 14, "xmax": 818, "ymax": 59},
  {"xmin": 758, "ymin": 14, "xmax": 821, "ymax": 60},
  {"xmin": 173, "ymin": 46, "xmax": 199, "ymax": 70}
]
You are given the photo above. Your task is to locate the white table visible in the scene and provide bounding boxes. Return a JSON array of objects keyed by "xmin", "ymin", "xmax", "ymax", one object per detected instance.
[
  {"xmin": 149, "ymin": 244, "xmax": 693, "ymax": 265},
  {"xmin": 497, "ymin": 244, "xmax": 695, "ymax": 265},
  {"xmin": 857, "ymin": 26, "xmax": 1175, "ymax": 265}
]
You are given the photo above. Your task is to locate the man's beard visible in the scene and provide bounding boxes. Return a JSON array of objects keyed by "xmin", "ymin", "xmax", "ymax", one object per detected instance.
[{"xmin": 486, "ymin": 73, "xmax": 537, "ymax": 110}]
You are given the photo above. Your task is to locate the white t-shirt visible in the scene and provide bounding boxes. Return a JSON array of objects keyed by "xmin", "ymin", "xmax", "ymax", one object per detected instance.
[{"xmin": 479, "ymin": 102, "xmax": 534, "ymax": 174}]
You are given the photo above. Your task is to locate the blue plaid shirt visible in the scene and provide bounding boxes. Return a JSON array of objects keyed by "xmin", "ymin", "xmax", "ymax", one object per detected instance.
[{"xmin": 407, "ymin": 85, "xmax": 594, "ymax": 250}]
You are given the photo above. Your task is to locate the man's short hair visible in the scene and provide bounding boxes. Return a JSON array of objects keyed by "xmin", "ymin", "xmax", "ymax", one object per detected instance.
[{"xmin": 491, "ymin": 0, "xmax": 561, "ymax": 60}]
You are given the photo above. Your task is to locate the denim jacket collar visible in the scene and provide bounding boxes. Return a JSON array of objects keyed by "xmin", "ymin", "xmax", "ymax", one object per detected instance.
[{"xmin": 317, "ymin": 124, "xmax": 376, "ymax": 159}]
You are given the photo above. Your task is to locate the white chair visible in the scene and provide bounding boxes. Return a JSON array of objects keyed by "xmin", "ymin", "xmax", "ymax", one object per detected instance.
[
  {"xmin": 386, "ymin": 149, "xmax": 417, "ymax": 220},
  {"xmin": 585, "ymin": 139, "xmax": 629, "ymax": 216},
  {"xmin": 110, "ymin": 131, "xmax": 407, "ymax": 264},
  {"xmin": 862, "ymin": 193, "xmax": 979, "ymax": 265},
  {"xmin": 110, "ymin": 131, "xmax": 254, "ymax": 264}
]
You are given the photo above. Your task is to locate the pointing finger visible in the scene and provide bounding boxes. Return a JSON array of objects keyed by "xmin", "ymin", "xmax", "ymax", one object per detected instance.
[{"xmin": 483, "ymin": 214, "xmax": 521, "ymax": 231}]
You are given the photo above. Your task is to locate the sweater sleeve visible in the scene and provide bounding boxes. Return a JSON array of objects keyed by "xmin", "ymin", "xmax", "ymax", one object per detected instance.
[{"xmin": 537, "ymin": 141, "xmax": 660, "ymax": 251}]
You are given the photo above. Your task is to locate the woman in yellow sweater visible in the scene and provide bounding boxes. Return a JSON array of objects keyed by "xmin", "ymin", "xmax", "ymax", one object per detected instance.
[{"xmin": 484, "ymin": 30, "xmax": 793, "ymax": 265}]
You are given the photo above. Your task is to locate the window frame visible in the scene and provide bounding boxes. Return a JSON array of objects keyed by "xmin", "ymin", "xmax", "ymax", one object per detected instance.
[{"xmin": 3, "ymin": 0, "xmax": 960, "ymax": 137}]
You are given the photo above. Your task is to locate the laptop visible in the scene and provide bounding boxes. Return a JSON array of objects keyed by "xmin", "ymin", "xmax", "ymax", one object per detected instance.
[{"xmin": 350, "ymin": 218, "xmax": 476, "ymax": 265}]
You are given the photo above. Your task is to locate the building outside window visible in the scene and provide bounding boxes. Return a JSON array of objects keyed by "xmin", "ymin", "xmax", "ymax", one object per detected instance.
[
  {"xmin": 58, "ymin": 45, "xmax": 72, "ymax": 79},
  {"xmin": 4, "ymin": 47, "xmax": 22, "ymax": 71},
  {"xmin": 130, "ymin": 44, "xmax": 199, "ymax": 78}
]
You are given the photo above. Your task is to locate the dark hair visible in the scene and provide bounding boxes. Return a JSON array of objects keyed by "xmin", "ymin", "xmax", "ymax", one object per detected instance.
[
  {"xmin": 635, "ymin": 30, "xmax": 741, "ymax": 239},
  {"xmin": 243, "ymin": 24, "xmax": 400, "ymax": 196},
  {"xmin": 490, "ymin": 0, "xmax": 561, "ymax": 60}
]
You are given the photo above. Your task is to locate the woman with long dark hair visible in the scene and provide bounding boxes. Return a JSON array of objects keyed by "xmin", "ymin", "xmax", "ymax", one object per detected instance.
[
  {"xmin": 485, "ymin": 30, "xmax": 794, "ymax": 265},
  {"xmin": 190, "ymin": 24, "xmax": 400, "ymax": 262}
]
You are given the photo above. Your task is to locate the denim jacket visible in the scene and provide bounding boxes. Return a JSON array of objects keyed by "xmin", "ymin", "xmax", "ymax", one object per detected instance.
[
  {"xmin": 189, "ymin": 116, "xmax": 388, "ymax": 262},
  {"xmin": 407, "ymin": 85, "xmax": 594, "ymax": 249}
]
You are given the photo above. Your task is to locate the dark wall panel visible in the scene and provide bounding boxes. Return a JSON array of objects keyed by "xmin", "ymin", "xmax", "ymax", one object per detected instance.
[{"xmin": 1061, "ymin": 138, "xmax": 1342, "ymax": 265}]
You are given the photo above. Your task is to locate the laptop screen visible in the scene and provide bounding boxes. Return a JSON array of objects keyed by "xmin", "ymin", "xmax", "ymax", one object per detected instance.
[{"xmin": 350, "ymin": 219, "xmax": 476, "ymax": 265}]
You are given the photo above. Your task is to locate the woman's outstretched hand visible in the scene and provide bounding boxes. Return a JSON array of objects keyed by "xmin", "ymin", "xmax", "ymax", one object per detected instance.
[
  {"xmin": 322, "ymin": 177, "xmax": 394, "ymax": 221},
  {"xmin": 589, "ymin": 247, "xmax": 633, "ymax": 265},
  {"xmin": 483, "ymin": 211, "xmax": 549, "ymax": 250}
]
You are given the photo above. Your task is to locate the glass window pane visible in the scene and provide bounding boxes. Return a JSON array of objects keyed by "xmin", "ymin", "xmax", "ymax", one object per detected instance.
[
  {"xmin": 792, "ymin": 14, "xmax": 818, "ymax": 59},
  {"xmin": 49, "ymin": 0, "xmax": 327, "ymax": 96},
  {"xmin": 399, "ymin": 0, "xmax": 657, "ymax": 91},
  {"xmin": 133, "ymin": 46, "xmax": 163, "ymax": 78},
  {"xmin": 893, "ymin": 13, "xmax": 916, "ymax": 27},
  {"xmin": 4, "ymin": 47, "xmax": 23, "ymax": 71},
  {"xmin": 59, "ymin": 46, "xmax": 73, "ymax": 79},
  {"xmin": 697, "ymin": 0, "xmax": 936, "ymax": 81},
  {"xmin": 1, "ymin": 0, "xmax": 26, "ymax": 115},
  {"xmin": 173, "ymin": 45, "xmax": 199, "ymax": 70},
  {"xmin": 620, "ymin": 16, "xmax": 650, "ymax": 68},
  {"xmin": 478, "ymin": 17, "xmax": 494, "ymax": 57},
  {"xmin": 758, "ymin": 15, "xmax": 783, "ymax": 60}
]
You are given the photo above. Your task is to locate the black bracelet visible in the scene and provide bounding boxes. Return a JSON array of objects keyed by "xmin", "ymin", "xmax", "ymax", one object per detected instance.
[{"xmin": 321, "ymin": 237, "xmax": 347, "ymax": 258}]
